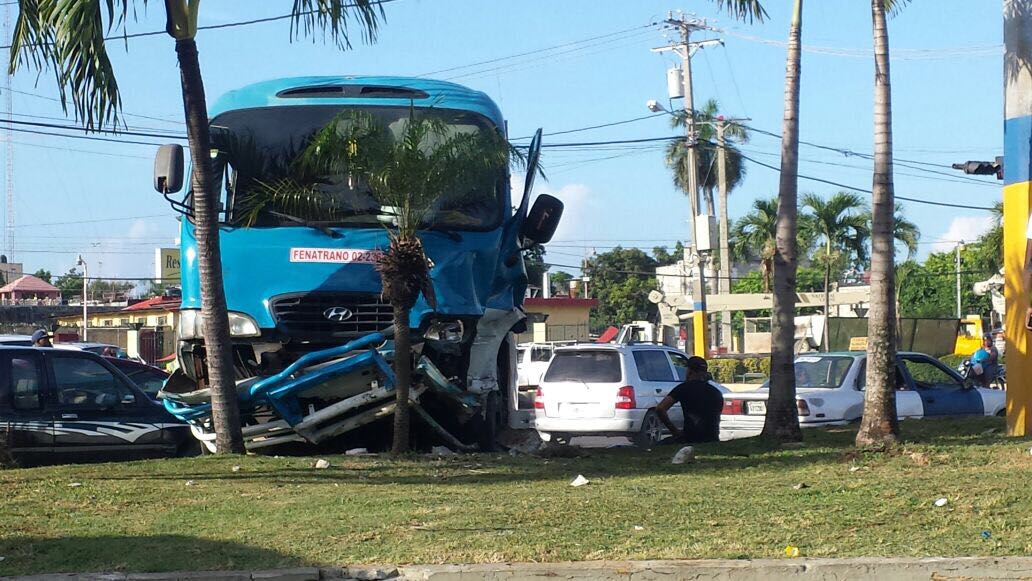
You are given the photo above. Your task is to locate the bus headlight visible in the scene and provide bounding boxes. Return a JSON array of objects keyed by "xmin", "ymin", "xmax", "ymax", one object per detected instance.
[{"xmin": 179, "ymin": 309, "xmax": 261, "ymax": 340}]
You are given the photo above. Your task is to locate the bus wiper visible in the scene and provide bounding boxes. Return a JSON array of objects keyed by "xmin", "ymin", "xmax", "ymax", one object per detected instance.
[
  {"xmin": 267, "ymin": 210, "xmax": 341, "ymax": 239},
  {"xmin": 422, "ymin": 224, "xmax": 462, "ymax": 242}
]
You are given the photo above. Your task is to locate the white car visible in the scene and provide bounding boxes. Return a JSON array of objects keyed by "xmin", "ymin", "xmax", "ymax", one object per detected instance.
[
  {"xmin": 534, "ymin": 343, "xmax": 728, "ymax": 447},
  {"xmin": 516, "ymin": 342, "xmax": 555, "ymax": 390},
  {"xmin": 720, "ymin": 351, "xmax": 1007, "ymax": 440}
]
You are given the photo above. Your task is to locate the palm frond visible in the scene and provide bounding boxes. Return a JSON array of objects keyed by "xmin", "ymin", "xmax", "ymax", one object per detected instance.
[
  {"xmin": 711, "ymin": 0, "xmax": 768, "ymax": 23},
  {"xmin": 9, "ymin": 0, "xmax": 131, "ymax": 129},
  {"xmin": 290, "ymin": 0, "xmax": 385, "ymax": 49}
]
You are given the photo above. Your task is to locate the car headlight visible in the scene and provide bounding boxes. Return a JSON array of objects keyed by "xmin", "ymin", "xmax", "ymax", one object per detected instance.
[
  {"xmin": 178, "ymin": 309, "xmax": 261, "ymax": 340},
  {"xmin": 424, "ymin": 319, "xmax": 464, "ymax": 342}
]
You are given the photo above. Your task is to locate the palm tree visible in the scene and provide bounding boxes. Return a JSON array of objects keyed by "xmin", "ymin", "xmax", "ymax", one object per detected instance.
[
  {"xmin": 10, "ymin": 1, "xmax": 385, "ymax": 454},
  {"xmin": 241, "ymin": 110, "xmax": 521, "ymax": 453},
  {"xmin": 802, "ymin": 192, "xmax": 870, "ymax": 351},
  {"xmin": 731, "ymin": 197, "xmax": 779, "ymax": 292},
  {"xmin": 891, "ymin": 204, "xmax": 920, "ymax": 259},
  {"xmin": 764, "ymin": 0, "xmax": 805, "ymax": 443},
  {"xmin": 666, "ymin": 99, "xmax": 749, "ymax": 217},
  {"xmin": 856, "ymin": 0, "xmax": 909, "ymax": 448}
]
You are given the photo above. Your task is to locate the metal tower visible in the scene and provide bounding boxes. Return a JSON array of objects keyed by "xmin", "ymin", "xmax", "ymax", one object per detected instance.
[{"xmin": 3, "ymin": 4, "xmax": 13, "ymax": 260}]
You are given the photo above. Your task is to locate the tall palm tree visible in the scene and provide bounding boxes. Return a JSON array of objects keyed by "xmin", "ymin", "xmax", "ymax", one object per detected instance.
[
  {"xmin": 890, "ymin": 204, "xmax": 920, "ymax": 259},
  {"xmin": 802, "ymin": 192, "xmax": 870, "ymax": 351},
  {"xmin": 241, "ymin": 110, "xmax": 521, "ymax": 453},
  {"xmin": 666, "ymin": 99, "xmax": 749, "ymax": 217},
  {"xmin": 10, "ymin": 0, "xmax": 385, "ymax": 454},
  {"xmin": 731, "ymin": 197, "xmax": 779, "ymax": 292},
  {"xmin": 856, "ymin": 0, "xmax": 910, "ymax": 448},
  {"xmin": 763, "ymin": 0, "xmax": 805, "ymax": 443}
]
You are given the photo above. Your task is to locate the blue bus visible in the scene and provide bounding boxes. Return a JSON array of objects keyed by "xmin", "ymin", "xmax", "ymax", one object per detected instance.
[{"xmin": 152, "ymin": 76, "xmax": 561, "ymax": 452}]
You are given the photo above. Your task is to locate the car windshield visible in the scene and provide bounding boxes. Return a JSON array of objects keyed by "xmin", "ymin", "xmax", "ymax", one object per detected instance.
[
  {"xmin": 544, "ymin": 350, "xmax": 622, "ymax": 383},
  {"xmin": 207, "ymin": 105, "xmax": 505, "ymax": 231},
  {"xmin": 792, "ymin": 355, "xmax": 855, "ymax": 389}
]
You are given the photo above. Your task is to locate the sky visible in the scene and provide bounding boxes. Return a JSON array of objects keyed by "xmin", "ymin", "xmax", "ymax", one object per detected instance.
[{"xmin": 2, "ymin": 0, "xmax": 1005, "ymax": 286}]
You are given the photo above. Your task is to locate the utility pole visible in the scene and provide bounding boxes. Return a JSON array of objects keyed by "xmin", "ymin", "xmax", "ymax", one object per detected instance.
[
  {"xmin": 653, "ymin": 13, "xmax": 721, "ymax": 357},
  {"xmin": 716, "ymin": 116, "xmax": 748, "ymax": 351},
  {"xmin": 955, "ymin": 241, "xmax": 964, "ymax": 319}
]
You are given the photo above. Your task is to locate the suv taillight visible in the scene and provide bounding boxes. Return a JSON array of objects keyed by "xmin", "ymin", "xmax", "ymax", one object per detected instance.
[
  {"xmin": 534, "ymin": 387, "xmax": 544, "ymax": 409},
  {"xmin": 723, "ymin": 399, "xmax": 743, "ymax": 415},
  {"xmin": 615, "ymin": 386, "xmax": 636, "ymax": 410}
]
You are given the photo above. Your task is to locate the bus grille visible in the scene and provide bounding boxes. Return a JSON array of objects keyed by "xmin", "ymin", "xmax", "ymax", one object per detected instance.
[{"xmin": 270, "ymin": 293, "xmax": 393, "ymax": 341}]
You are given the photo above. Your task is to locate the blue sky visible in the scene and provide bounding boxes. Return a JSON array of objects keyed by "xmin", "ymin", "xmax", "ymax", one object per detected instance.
[{"xmin": 4, "ymin": 0, "xmax": 1004, "ymax": 284}]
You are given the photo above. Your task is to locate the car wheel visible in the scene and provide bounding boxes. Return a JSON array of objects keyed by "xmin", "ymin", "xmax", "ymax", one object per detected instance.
[{"xmin": 635, "ymin": 410, "xmax": 664, "ymax": 448}]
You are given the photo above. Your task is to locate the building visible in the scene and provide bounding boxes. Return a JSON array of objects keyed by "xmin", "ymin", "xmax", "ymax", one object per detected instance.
[
  {"xmin": 55, "ymin": 294, "xmax": 180, "ymax": 364},
  {"xmin": 518, "ymin": 297, "xmax": 598, "ymax": 343},
  {"xmin": 0, "ymin": 274, "xmax": 61, "ymax": 305}
]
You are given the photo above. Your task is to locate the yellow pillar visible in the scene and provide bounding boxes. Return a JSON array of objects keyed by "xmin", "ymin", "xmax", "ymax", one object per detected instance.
[{"xmin": 1004, "ymin": 0, "xmax": 1032, "ymax": 435}]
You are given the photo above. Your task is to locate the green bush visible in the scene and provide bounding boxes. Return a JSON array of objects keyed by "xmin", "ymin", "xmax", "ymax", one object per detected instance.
[
  {"xmin": 708, "ymin": 359, "xmax": 740, "ymax": 384},
  {"xmin": 939, "ymin": 354, "xmax": 965, "ymax": 371},
  {"xmin": 742, "ymin": 357, "xmax": 771, "ymax": 377}
]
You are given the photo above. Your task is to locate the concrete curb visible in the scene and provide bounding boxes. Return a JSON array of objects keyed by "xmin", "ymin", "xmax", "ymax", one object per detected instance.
[{"xmin": 8, "ymin": 557, "xmax": 1032, "ymax": 581}]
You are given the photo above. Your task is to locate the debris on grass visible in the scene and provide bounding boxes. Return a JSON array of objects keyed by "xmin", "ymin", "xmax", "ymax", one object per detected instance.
[
  {"xmin": 934, "ymin": 497, "xmax": 948, "ymax": 507},
  {"xmin": 67, "ymin": 482, "xmax": 82, "ymax": 487},
  {"xmin": 672, "ymin": 446, "xmax": 696, "ymax": 465},
  {"xmin": 345, "ymin": 448, "xmax": 370, "ymax": 456},
  {"xmin": 792, "ymin": 483, "xmax": 809, "ymax": 490},
  {"xmin": 231, "ymin": 465, "xmax": 241, "ymax": 473},
  {"xmin": 569, "ymin": 474, "xmax": 590, "ymax": 487},
  {"xmin": 849, "ymin": 465, "xmax": 862, "ymax": 473},
  {"xmin": 909, "ymin": 452, "xmax": 930, "ymax": 466},
  {"xmin": 633, "ymin": 525, "xmax": 645, "ymax": 531},
  {"xmin": 185, "ymin": 480, "xmax": 195, "ymax": 486},
  {"xmin": 431, "ymin": 446, "xmax": 455, "ymax": 456},
  {"xmin": 982, "ymin": 530, "xmax": 992, "ymax": 540},
  {"xmin": 314, "ymin": 459, "xmax": 331, "ymax": 469},
  {"xmin": 784, "ymin": 545, "xmax": 800, "ymax": 558}
]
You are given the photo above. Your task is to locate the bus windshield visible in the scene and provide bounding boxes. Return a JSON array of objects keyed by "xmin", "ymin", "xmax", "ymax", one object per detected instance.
[{"xmin": 206, "ymin": 105, "xmax": 506, "ymax": 231}]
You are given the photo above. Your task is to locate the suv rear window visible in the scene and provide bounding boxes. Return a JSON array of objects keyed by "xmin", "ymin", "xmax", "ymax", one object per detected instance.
[{"xmin": 544, "ymin": 351, "xmax": 622, "ymax": 383}]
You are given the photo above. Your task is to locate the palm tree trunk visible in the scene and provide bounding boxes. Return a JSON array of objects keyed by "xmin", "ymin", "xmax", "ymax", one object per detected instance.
[
  {"xmin": 856, "ymin": 0, "xmax": 900, "ymax": 447},
  {"xmin": 175, "ymin": 38, "xmax": 244, "ymax": 454},
  {"xmin": 391, "ymin": 304, "xmax": 412, "ymax": 454},
  {"xmin": 823, "ymin": 240, "xmax": 831, "ymax": 352},
  {"xmin": 761, "ymin": 0, "xmax": 804, "ymax": 443}
]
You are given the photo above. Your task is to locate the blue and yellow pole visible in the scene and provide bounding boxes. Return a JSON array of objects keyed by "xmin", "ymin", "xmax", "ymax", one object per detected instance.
[{"xmin": 1003, "ymin": 0, "xmax": 1032, "ymax": 435}]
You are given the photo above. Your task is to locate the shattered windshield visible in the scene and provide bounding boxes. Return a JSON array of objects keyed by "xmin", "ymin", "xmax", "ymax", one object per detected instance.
[{"xmin": 206, "ymin": 106, "xmax": 506, "ymax": 231}]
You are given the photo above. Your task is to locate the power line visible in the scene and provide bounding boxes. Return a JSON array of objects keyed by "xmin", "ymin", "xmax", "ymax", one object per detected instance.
[
  {"xmin": 418, "ymin": 23, "xmax": 657, "ymax": 78},
  {"xmin": 510, "ymin": 113, "xmax": 663, "ymax": 141},
  {"xmin": 737, "ymin": 153, "xmax": 994, "ymax": 211},
  {"xmin": 12, "ymin": 214, "xmax": 169, "ymax": 228}
]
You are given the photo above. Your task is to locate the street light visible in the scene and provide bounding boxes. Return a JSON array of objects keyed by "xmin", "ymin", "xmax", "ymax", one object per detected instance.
[{"xmin": 76, "ymin": 254, "xmax": 87, "ymax": 341}]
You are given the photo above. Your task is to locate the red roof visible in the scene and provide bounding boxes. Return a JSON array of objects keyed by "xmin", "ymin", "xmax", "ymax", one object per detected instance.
[
  {"xmin": 123, "ymin": 296, "xmax": 181, "ymax": 312},
  {"xmin": 0, "ymin": 274, "xmax": 59, "ymax": 294},
  {"xmin": 523, "ymin": 297, "xmax": 599, "ymax": 308}
]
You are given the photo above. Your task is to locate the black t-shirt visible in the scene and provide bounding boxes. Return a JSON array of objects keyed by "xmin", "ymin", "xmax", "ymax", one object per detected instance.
[{"xmin": 667, "ymin": 379, "xmax": 724, "ymax": 442}]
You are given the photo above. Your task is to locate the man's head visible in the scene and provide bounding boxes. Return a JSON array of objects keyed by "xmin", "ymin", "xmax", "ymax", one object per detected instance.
[
  {"xmin": 686, "ymin": 356, "xmax": 708, "ymax": 381},
  {"xmin": 983, "ymin": 334, "xmax": 994, "ymax": 348},
  {"xmin": 31, "ymin": 329, "xmax": 52, "ymax": 347}
]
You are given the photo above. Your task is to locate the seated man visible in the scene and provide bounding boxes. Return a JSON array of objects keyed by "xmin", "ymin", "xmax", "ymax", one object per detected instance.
[{"xmin": 656, "ymin": 356, "xmax": 724, "ymax": 443}]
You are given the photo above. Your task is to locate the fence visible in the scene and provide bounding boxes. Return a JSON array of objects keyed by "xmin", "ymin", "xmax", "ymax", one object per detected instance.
[{"xmin": 515, "ymin": 323, "xmax": 591, "ymax": 344}]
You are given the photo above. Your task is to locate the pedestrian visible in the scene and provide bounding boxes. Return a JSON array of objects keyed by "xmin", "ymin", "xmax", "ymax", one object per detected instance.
[
  {"xmin": 30, "ymin": 329, "xmax": 52, "ymax": 347},
  {"xmin": 656, "ymin": 356, "xmax": 724, "ymax": 443}
]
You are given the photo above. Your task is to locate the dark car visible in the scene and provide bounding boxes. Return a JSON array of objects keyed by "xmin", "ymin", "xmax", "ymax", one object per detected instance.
[
  {"xmin": 0, "ymin": 346, "xmax": 195, "ymax": 465},
  {"xmin": 105, "ymin": 357, "xmax": 169, "ymax": 400}
]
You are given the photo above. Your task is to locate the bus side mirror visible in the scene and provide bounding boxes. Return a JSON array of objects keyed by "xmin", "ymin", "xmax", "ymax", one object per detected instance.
[
  {"xmin": 154, "ymin": 144, "xmax": 184, "ymax": 194},
  {"xmin": 521, "ymin": 194, "xmax": 563, "ymax": 246}
]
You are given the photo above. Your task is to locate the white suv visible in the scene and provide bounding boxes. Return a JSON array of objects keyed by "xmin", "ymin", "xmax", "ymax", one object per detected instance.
[{"xmin": 534, "ymin": 343, "xmax": 726, "ymax": 447}]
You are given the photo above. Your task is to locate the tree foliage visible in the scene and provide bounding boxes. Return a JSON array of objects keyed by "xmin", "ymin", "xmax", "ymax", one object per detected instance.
[{"xmin": 583, "ymin": 247, "xmax": 659, "ymax": 330}]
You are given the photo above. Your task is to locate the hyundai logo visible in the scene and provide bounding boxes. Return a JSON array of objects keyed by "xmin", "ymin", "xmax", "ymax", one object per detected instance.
[{"xmin": 323, "ymin": 307, "xmax": 354, "ymax": 322}]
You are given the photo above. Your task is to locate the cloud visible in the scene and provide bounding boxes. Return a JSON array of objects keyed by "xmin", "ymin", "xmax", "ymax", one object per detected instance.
[{"xmin": 929, "ymin": 216, "xmax": 994, "ymax": 254}]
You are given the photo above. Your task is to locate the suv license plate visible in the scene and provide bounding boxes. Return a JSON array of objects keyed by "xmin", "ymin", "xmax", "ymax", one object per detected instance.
[{"xmin": 746, "ymin": 401, "xmax": 767, "ymax": 415}]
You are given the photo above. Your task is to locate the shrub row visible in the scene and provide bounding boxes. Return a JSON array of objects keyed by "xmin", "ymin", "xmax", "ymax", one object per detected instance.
[{"xmin": 709, "ymin": 357, "xmax": 771, "ymax": 384}]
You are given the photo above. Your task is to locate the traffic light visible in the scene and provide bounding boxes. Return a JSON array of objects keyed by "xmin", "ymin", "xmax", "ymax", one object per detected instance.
[{"xmin": 952, "ymin": 156, "xmax": 1003, "ymax": 180}]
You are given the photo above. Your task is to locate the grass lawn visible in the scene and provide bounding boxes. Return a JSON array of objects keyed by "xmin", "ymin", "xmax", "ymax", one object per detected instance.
[{"xmin": 2, "ymin": 417, "xmax": 1032, "ymax": 576}]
